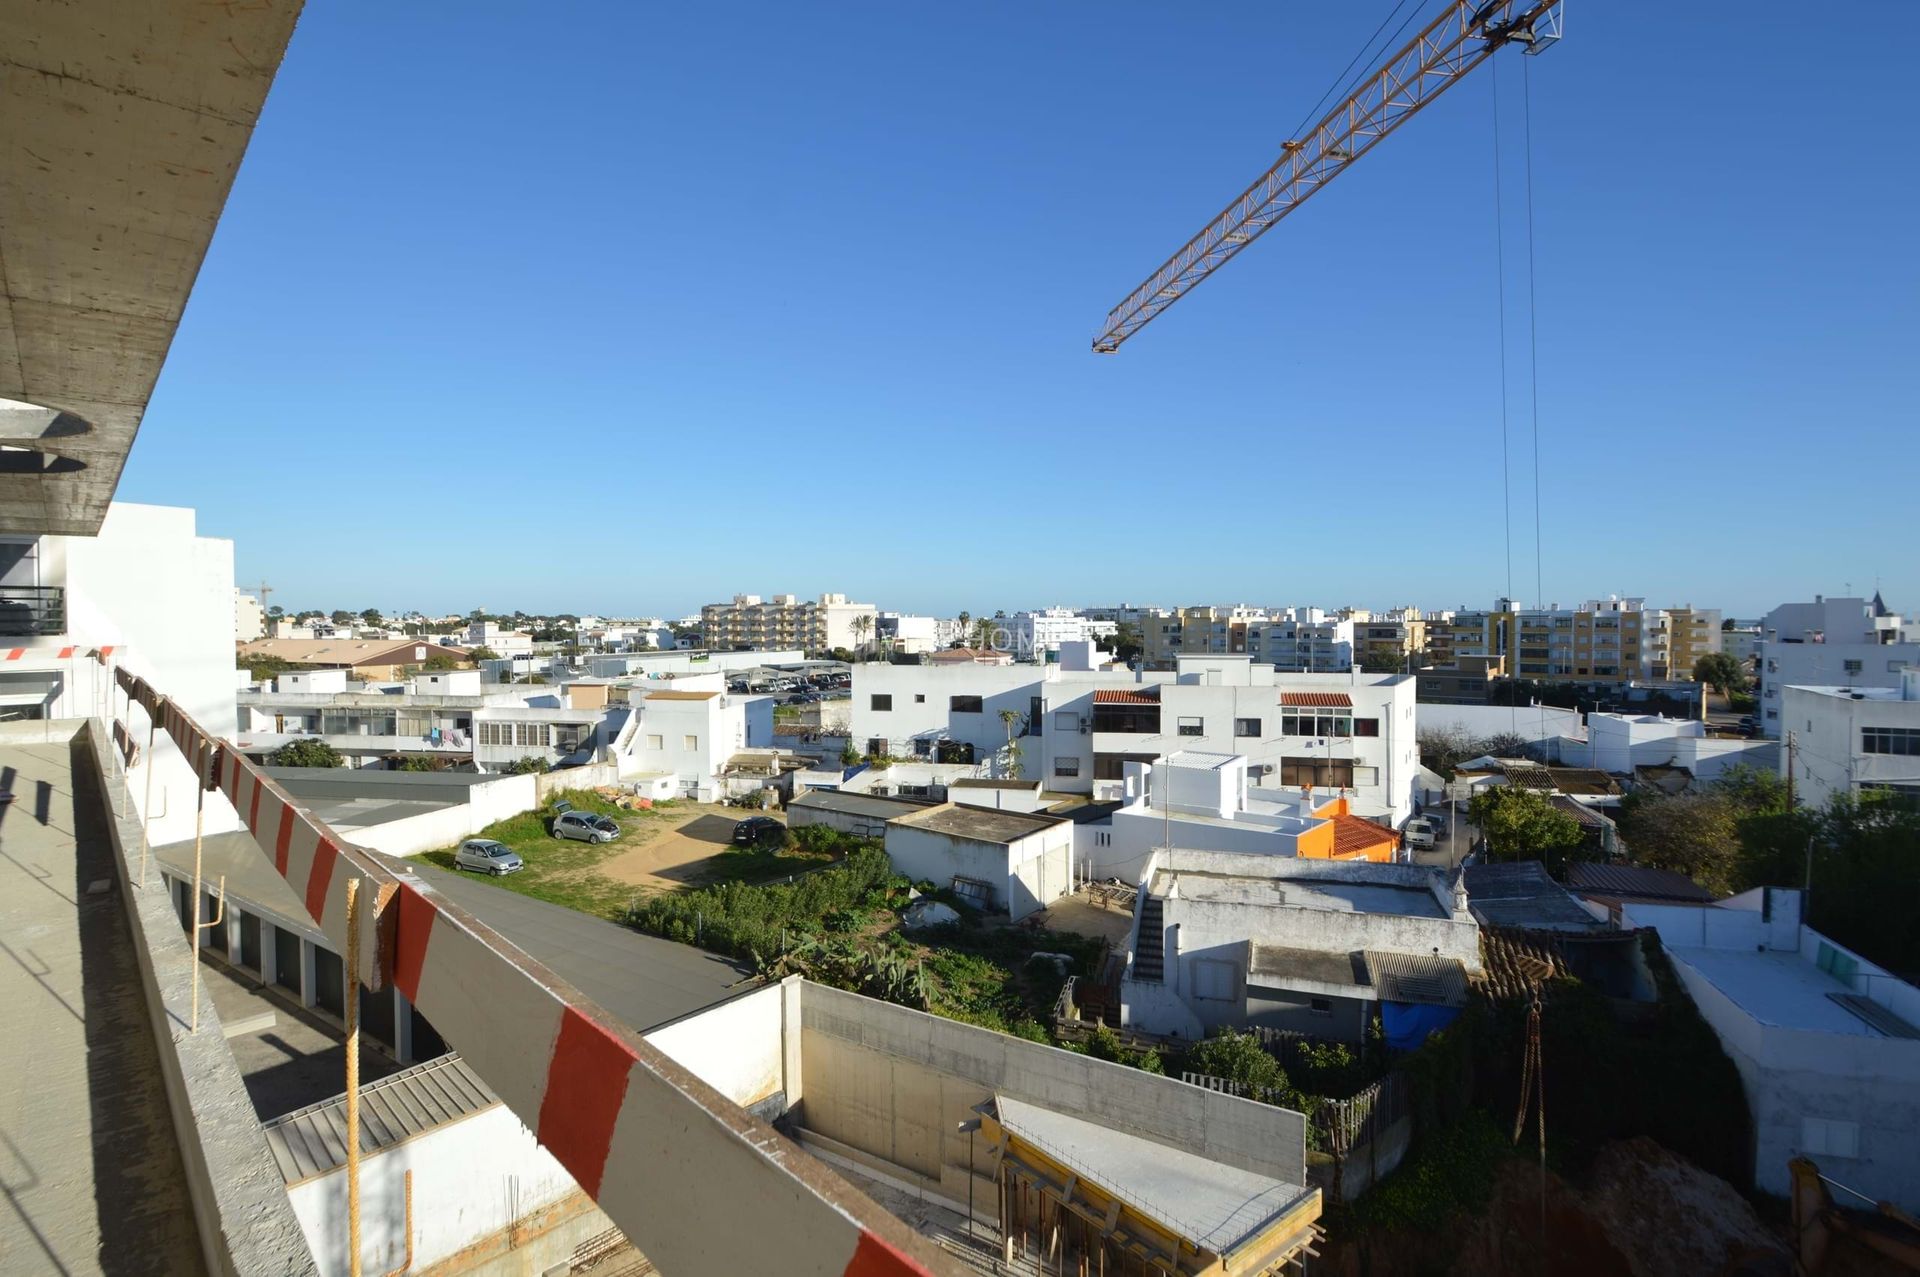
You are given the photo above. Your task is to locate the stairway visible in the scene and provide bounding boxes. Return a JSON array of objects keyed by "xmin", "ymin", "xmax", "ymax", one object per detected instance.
[{"xmin": 1132, "ymin": 896, "xmax": 1165, "ymax": 983}]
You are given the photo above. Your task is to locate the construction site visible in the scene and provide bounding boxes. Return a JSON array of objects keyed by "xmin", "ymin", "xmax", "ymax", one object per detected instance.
[{"xmin": 3, "ymin": 1, "xmax": 1918, "ymax": 1276}]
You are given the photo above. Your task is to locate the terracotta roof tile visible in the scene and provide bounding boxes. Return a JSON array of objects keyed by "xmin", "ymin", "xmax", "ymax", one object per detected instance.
[
  {"xmin": 1092, "ymin": 688, "xmax": 1160, "ymax": 704},
  {"xmin": 1329, "ymin": 812, "xmax": 1399, "ymax": 857},
  {"xmin": 1280, "ymin": 692, "xmax": 1353, "ymax": 707}
]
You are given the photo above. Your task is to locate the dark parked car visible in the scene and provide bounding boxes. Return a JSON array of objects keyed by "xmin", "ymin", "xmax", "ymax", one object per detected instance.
[{"xmin": 732, "ymin": 816, "xmax": 786, "ymax": 848}]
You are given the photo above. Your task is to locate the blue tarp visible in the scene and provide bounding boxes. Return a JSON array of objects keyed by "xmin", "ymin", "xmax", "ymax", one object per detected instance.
[{"xmin": 1383, "ymin": 1001, "xmax": 1461, "ymax": 1052}]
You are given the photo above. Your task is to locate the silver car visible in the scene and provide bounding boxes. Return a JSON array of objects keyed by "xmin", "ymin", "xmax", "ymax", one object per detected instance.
[
  {"xmin": 455, "ymin": 838, "xmax": 524, "ymax": 876},
  {"xmin": 552, "ymin": 810, "xmax": 620, "ymax": 844}
]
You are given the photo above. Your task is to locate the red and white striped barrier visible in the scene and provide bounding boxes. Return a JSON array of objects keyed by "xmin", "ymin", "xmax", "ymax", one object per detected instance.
[
  {"xmin": 112, "ymin": 670, "xmax": 944, "ymax": 1276},
  {"xmin": 2, "ymin": 644, "xmax": 116, "ymax": 661}
]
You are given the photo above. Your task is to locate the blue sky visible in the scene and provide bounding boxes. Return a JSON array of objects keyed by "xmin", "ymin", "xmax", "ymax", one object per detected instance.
[{"xmin": 126, "ymin": 2, "xmax": 1918, "ymax": 620}]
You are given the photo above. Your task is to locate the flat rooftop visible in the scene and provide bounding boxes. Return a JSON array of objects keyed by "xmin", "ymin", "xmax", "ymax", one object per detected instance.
[
  {"xmin": 790, "ymin": 790, "xmax": 936, "ymax": 820},
  {"xmin": 1670, "ymin": 947, "xmax": 1888, "ymax": 1036},
  {"xmin": 888, "ymin": 801, "xmax": 1067, "ymax": 844},
  {"xmin": 0, "ymin": 737, "xmax": 204, "ymax": 1273},
  {"xmin": 1151, "ymin": 866, "xmax": 1445, "ymax": 918},
  {"xmin": 155, "ymin": 832, "xmax": 751, "ymax": 1036}
]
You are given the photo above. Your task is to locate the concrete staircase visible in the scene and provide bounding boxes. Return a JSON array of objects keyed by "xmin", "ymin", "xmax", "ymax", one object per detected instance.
[{"xmin": 1132, "ymin": 896, "xmax": 1164, "ymax": 983}]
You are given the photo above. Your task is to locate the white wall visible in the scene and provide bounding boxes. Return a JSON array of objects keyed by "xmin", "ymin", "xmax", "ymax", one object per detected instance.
[
  {"xmin": 1760, "ymin": 640, "xmax": 1920, "ymax": 736},
  {"xmin": 44, "ymin": 503, "xmax": 241, "ymax": 846},
  {"xmin": 1782, "ymin": 685, "xmax": 1920, "ymax": 809},
  {"xmin": 883, "ymin": 820, "xmax": 1073, "ymax": 919},
  {"xmin": 287, "ymin": 1104, "xmax": 582, "ymax": 1277},
  {"xmin": 645, "ymin": 985, "xmax": 787, "ymax": 1110}
]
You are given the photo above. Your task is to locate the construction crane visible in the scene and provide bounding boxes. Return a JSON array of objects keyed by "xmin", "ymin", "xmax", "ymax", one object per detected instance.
[{"xmin": 1092, "ymin": 0, "xmax": 1565, "ymax": 353}]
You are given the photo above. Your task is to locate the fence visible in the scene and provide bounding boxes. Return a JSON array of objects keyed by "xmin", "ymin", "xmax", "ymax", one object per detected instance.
[{"xmin": 1181, "ymin": 1066, "xmax": 1412, "ymax": 1191}]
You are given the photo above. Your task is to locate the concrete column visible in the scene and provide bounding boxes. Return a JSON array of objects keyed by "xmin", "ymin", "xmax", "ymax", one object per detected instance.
[
  {"xmin": 299, "ymin": 939, "xmax": 317, "ymax": 1009},
  {"xmin": 394, "ymin": 988, "xmax": 414, "ymax": 1064},
  {"xmin": 226, "ymin": 906, "xmax": 242, "ymax": 962},
  {"xmin": 259, "ymin": 921, "xmax": 278, "ymax": 988}
]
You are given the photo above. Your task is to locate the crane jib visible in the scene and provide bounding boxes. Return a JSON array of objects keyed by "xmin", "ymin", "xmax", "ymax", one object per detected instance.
[{"xmin": 1092, "ymin": 0, "xmax": 1563, "ymax": 353}]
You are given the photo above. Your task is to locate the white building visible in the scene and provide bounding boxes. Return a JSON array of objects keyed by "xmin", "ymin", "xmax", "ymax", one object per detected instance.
[
  {"xmin": 1722, "ymin": 621, "xmax": 1762, "ymax": 664},
  {"xmin": 1780, "ymin": 672, "xmax": 1920, "ymax": 810},
  {"xmin": 618, "ymin": 688, "xmax": 773, "ymax": 801},
  {"xmin": 465, "ymin": 619, "xmax": 534, "ymax": 656},
  {"xmin": 1624, "ymin": 889, "xmax": 1920, "ymax": 1208},
  {"xmin": 699, "ymin": 593, "xmax": 878, "ymax": 656},
  {"xmin": 234, "ymin": 588, "xmax": 266, "ymax": 643},
  {"xmin": 1008, "ymin": 608, "xmax": 1117, "ymax": 661},
  {"xmin": 1117, "ymin": 850, "xmax": 1479, "ymax": 1043},
  {"xmin": 852, "ymin": 646, "xmax": 1421, "ymax": 825},
  {"xmin": 874, "ymin": 613, "xmax": 941, "ymax": 655},
  {"xmin": 1240, "ymin": 608, "xmax": 1354, "ymax": 673},
  {"xmin": 883, "ymin": 803, "xmax": 1075, "ymax": 920},
  {"xmin": 1560, "ymin": 712, "xmax": 1779, "ymax": 781},
  {"xmin": 0, "ymin": 503, "xmax": 239, "ymax": 846},
  {"xmin": 1758, "ymin": 595, "xmax": 1920, "ymax": 737}
]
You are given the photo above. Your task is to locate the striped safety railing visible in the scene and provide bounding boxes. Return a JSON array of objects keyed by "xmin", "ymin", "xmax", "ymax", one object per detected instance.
[{"xmin": 111, "ymin": 665, "xmax": 947, "ymax": 1276}]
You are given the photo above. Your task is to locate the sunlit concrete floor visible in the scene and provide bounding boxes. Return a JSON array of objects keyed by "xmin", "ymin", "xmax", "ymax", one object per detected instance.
[{"xmin": 0, "ymin": 736, "xmax": 203, "ymax": 1275}]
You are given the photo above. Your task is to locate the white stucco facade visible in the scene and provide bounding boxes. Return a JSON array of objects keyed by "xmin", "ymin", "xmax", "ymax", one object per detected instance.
[{"xmin": 1779, "ymin": 675, "xmax": 1920, "ymax": 810}]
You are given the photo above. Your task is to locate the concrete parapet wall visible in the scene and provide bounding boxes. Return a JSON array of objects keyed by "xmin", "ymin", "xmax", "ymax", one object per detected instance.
[
  {"xmin": 76, "ymin": 720, "xmax": 318, "ymax": 1276},
  {"xmin": 797, "ymin": 982, "xmax": 1307, "ymax": 1206}
]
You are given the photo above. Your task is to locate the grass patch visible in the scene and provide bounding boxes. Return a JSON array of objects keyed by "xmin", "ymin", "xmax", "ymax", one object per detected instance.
[
  {"xmin": 1343, "ymin": 1112, "xmax": 1512, "ymax": 1235},
  {"xmin": 419, "ymin": 789, "xmax": 685, "ymax": 921}
]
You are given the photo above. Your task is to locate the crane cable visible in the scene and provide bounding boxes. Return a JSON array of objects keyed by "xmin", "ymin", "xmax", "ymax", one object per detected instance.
[
  {"xmin": 1492, "ymin": 57, "xmax": 1517, "ymax": 736},
  {"xmin": 1522, "ymin": 55, "xmax": 1551, "ymax": 755},
  {"xmin": 1285, "ymin": 0, "xmax": 1436, "ymax": 145}
]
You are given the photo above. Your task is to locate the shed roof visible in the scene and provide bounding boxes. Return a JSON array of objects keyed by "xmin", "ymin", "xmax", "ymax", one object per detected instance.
[
  {"xmin": 1461, "ymin": 862, "xmax": 1606, "ymax": 932},
  {"xmin": 263, "ymin": 1054, "xmax": 494, "ymax": 1185},
  {"xmin": 1093, "ymin": 688, "xmax": 1160, "ymax": 705},
  {"xmin": 1329, "ymin": 813, "xmax": 1401, "ymax": 858},
  {"xmin": 789, "ymin": 789, "xmax": 935, "ymax": 820},
  {"xmin": 646, "ymin": 689, "xmax": 719, "ymax": 701},
  {"xmin": 991, "ymin": 1096, "xmax": 1314, "ymax": 1260},
  {"xmin": 1249, "ymin": 945, "xmax": 1368, "ymax": 990},
  {"xmin": 1364, "ymin": 950, "xmax": 1469, "ymax": 1007},
  {"xmin": 1280, "ymin": 692, "xmax": 1353, "ymax": 708},
  {"xmin": 1566, "ymin": 862, "xmax": 1714, "ymax": 904}
]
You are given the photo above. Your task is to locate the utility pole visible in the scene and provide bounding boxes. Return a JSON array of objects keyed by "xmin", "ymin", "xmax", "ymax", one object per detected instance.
[{"xmin": 1786, "ymin": 730, "xmax": 1796, "ymax": 810}]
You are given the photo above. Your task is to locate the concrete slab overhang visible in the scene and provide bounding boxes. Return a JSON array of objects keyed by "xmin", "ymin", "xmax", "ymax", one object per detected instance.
[{"xmin": 0, "ymin": 0, "xmax": 304, "ymax": 534}]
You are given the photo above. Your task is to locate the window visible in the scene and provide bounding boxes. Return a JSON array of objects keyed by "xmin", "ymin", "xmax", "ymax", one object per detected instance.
[
  {"xmin": 1894, "ymin": 661, "xmax": 1909, "ymax": 674},
  {"xmin": 1800, "ymin": 1117, "xmax": 1860, "ymax": 1159},
  {"xmin": 1863, "ymin": 782, "xmax": 1920, "ymax": 811},
  {"xmin": 1176, "ymin": 716, "xmax": 1204, "ymax": 737},
  {"xmin": 870, "ymin": 694, "xmax": 892, "ymax": 711},
  {"xmin": 683, "ymin": 735, "xmax": 698, "ymax": 751},
  {"xmin": 1093, "ymin": 830, "xmax": 1112, "ymax": 847},
  {"xmin": 1353, "ymin": 717, "xmax": 1380, "ymax": 737},
  {"xmin": 1094, "ymin": 752, "xmax": 1159, "ymax": 780},
  {"xmin": 950, "ymin": 695, "xmax": 984, "ymax": 713},
  {"xmin": 1843, "ymin": 659, "xmax": 1864, "ymax": 675},
  {"xmin": 1309, "ymin": 998, "xmax": 1333, "ymax": 1016},
  {"xmin": 1862, "ymin": 726, "xmax": 1920, "ymax": 756},
  {"xmin": 915, "ymin": 693, "xmax": 926, "ymax": 703},
  {"xmin": 517, "ymin": 723, "xmax": 550, "ymax": 748},
  {"xmin": 1351, "ymin": 765, "xmax": 1379, "ymax": 786},
  {"xmin": 1281, "ymin": 712, "xmax": 1351, "ymax": 738},
  {"xmin": 1280, "ymin": 757, "xmax": 1356, "ymax": 788},
  {"xmin": 1235, "ymin": 717, "xmax": 1260, "ymax": 738},
  {"xmin": 1054, "ymin": 711, "xmax": 1080, "ymax": 732},
  {"xmin": 1092, "ymin": 705, "xmax": 1160, "ymax": 734},
  {"xmin": 646, "ymin": 733, "xmax": 664, "ymax": 750},
  {"xmin": 1054, "ymin": 757, "xmax": 1081, "ymax": 778},
  {"xmin": 913, "ymin": 738, "xmax": 931, "ymax": 756},
  {"xmin": 1193, "ymin": 959, "xmax": 1238, "ymax": 1002}
]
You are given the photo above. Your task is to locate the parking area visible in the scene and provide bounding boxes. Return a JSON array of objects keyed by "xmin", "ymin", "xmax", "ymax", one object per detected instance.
[
  {"xmin": 594, "ymin": 805, "xmax": 766, "ymax": 890},
  {"xmin": 1410, "ymin": 803, "xmax": 1475, "ymax": 868}
]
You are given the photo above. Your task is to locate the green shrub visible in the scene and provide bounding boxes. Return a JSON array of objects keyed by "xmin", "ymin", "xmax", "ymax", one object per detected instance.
[{"xmin": 271, "ymin": 738, "xmax": 343, "ymax": 768}]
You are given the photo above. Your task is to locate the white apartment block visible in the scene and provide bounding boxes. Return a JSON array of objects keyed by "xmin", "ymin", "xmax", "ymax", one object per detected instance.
[
  {"xmin": 234, "ymin": 588, "xmax": 266, "ymax": 642},
  {"xmin": 1758, "ymin": 595, "xmax": 1920, "ymax": 737},
  {"xmin": 1780, "ymin": 672, "xmax": 1920, "ymax": 810},
  {"xmin": 618, "ymin": 688, "xmax": 772, "ymax": 801},
  {"xmin": 851, "ymin": 645, "xmax": 1420, "ymax": 825},
  {"xmin": 1246, "ymin": 611, "xmax": 1354, "ymax": 673},
  {"xmin": 875, "ymin": 613, "xmax": 941, "ymax": 655},
  {"xmin": 1010, "ymin": 608, "xmax": 1116, "ymax": 659},
  {"xmin": 465, "ymin": 619, "xmax": 534, "ymax": 655},
  {"xmin": 700, "ymin": 592, "xmax": 877, "ymax": 655}
]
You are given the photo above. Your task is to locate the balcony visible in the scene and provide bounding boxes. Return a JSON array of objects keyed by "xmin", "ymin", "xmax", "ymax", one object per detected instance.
[{"xmin": 0, "ymin": 584, "xmax": 65, "ymax": 637}]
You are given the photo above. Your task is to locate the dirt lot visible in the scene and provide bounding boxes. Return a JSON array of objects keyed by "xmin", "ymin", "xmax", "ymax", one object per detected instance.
[{"xmin": 595, "ymin": 804, "xmax": 768, "ymax": 891}]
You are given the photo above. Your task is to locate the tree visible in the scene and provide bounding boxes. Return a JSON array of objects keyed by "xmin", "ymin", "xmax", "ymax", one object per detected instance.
[
  {"xmin": 955, "ymin": 611, "xmax": 971, "ymax": 648},
  {"xmin": 330, "ymin": 609, "xmax": 354, "ymax": 625},
  {"xmin": 272, "ymin": 739, "xmax": 344, "ymax": 769},
  {"xmin": 421, "ymin": 654, "xmax": 459, "ymax": 671},
  {"xmin": 1417, "ymin": 724, "xmax": 1478, "ymax": 776},
  {"xmin": 267, "ymin": 604, "xmax": 285, "ymax": 619},
  {"xmin": 1617, "ymin": 790, "xmax": 1741, "ymax": 894},
  {"xmin": 360, "ymin": 607, "xmax": 383, "ymax": 626},
  {"xmin": 1693, "ymin": 652, "xmax": 1749, "ymax": 698},
  {"xmin": 501, "ymin": 756, "xmax": 551, "ymax": 775},
  {"xmin": 1099, "ymin": 621, "xmax": 1144, "ymax": 664},
  {"xmin": 395, "ymin": 755, "xmax": 444, "ymax": 772},
  {"xmin": 997, "ymin": 707, "xmax": 1024, "ymax": 780},
  {"xmin": 466, "ymin": 645, "xmax": 501, "ymax": 663},
  {"xmin": 1361, "ymin": 648, "xmax": 1406, "ymax": 674},
  {"xmin": 851, "ymin": 613, "xmax": 873, "ymax": 659},
  {"xmin": 1468, "ymin": 786, "xmax": 1585, "ymax": 874},
  {"xmin": 1476, "ymin": 731, "xmax": 1536, "ymax": 760},
  {"xmin": 1187, "ymin": 1029, "xmax": 1288, "ymax": 1094}
]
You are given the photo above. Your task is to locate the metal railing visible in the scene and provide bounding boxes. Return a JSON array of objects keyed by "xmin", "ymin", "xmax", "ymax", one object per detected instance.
[{"xmin": 0, "ymin": 585, "xmax": 64, "ymax": 637}]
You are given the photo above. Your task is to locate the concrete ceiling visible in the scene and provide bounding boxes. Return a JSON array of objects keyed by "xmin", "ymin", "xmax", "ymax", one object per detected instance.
[{"xmin": 0, "ymin": 0, "xmax": 304, "ymax": 535}]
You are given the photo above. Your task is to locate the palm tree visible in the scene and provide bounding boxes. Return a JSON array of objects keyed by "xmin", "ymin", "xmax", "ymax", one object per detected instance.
[
  {"xmin": 997, "ymin": 707, "xmax": 1024, "ymax": 779},
  {"xmin": 851, "ymin": 614, "xmax": 873, "ymax": 659},
  {"xmin": 956, "ymin": 611, "xmax": 971, "ymax": 649}
]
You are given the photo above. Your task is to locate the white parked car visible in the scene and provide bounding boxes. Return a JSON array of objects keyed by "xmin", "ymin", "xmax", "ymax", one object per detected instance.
[{"xmin": 1403, "ymin": 818, "xmax": 1440, "ymax": 852}]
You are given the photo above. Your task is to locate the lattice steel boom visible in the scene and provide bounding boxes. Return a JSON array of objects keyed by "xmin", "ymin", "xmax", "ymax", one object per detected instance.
[{"xmin": 1092, "ymin": 0, "xmax": 1564, "ymax": 353}]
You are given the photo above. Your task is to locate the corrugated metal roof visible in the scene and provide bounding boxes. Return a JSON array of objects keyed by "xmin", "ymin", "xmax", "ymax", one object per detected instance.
[
  {"xmin": 262, "ymin": 1053, "xmax": 496, "ymax": 1185},
  {"xmin": 1279, "ymin": 692, "xmax": 1352, "ymax": 707},
  {"xmin": 1364, "ymin": 951, "xmax": 1469, "ymax": 1007},
  {"xmin": 1092, "ymin": 688, "xmax": 1159, "ymax": 704},
  {"xmin": 1565, "ymin": 862, "xmax": 1712, "ymax": 903}
]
